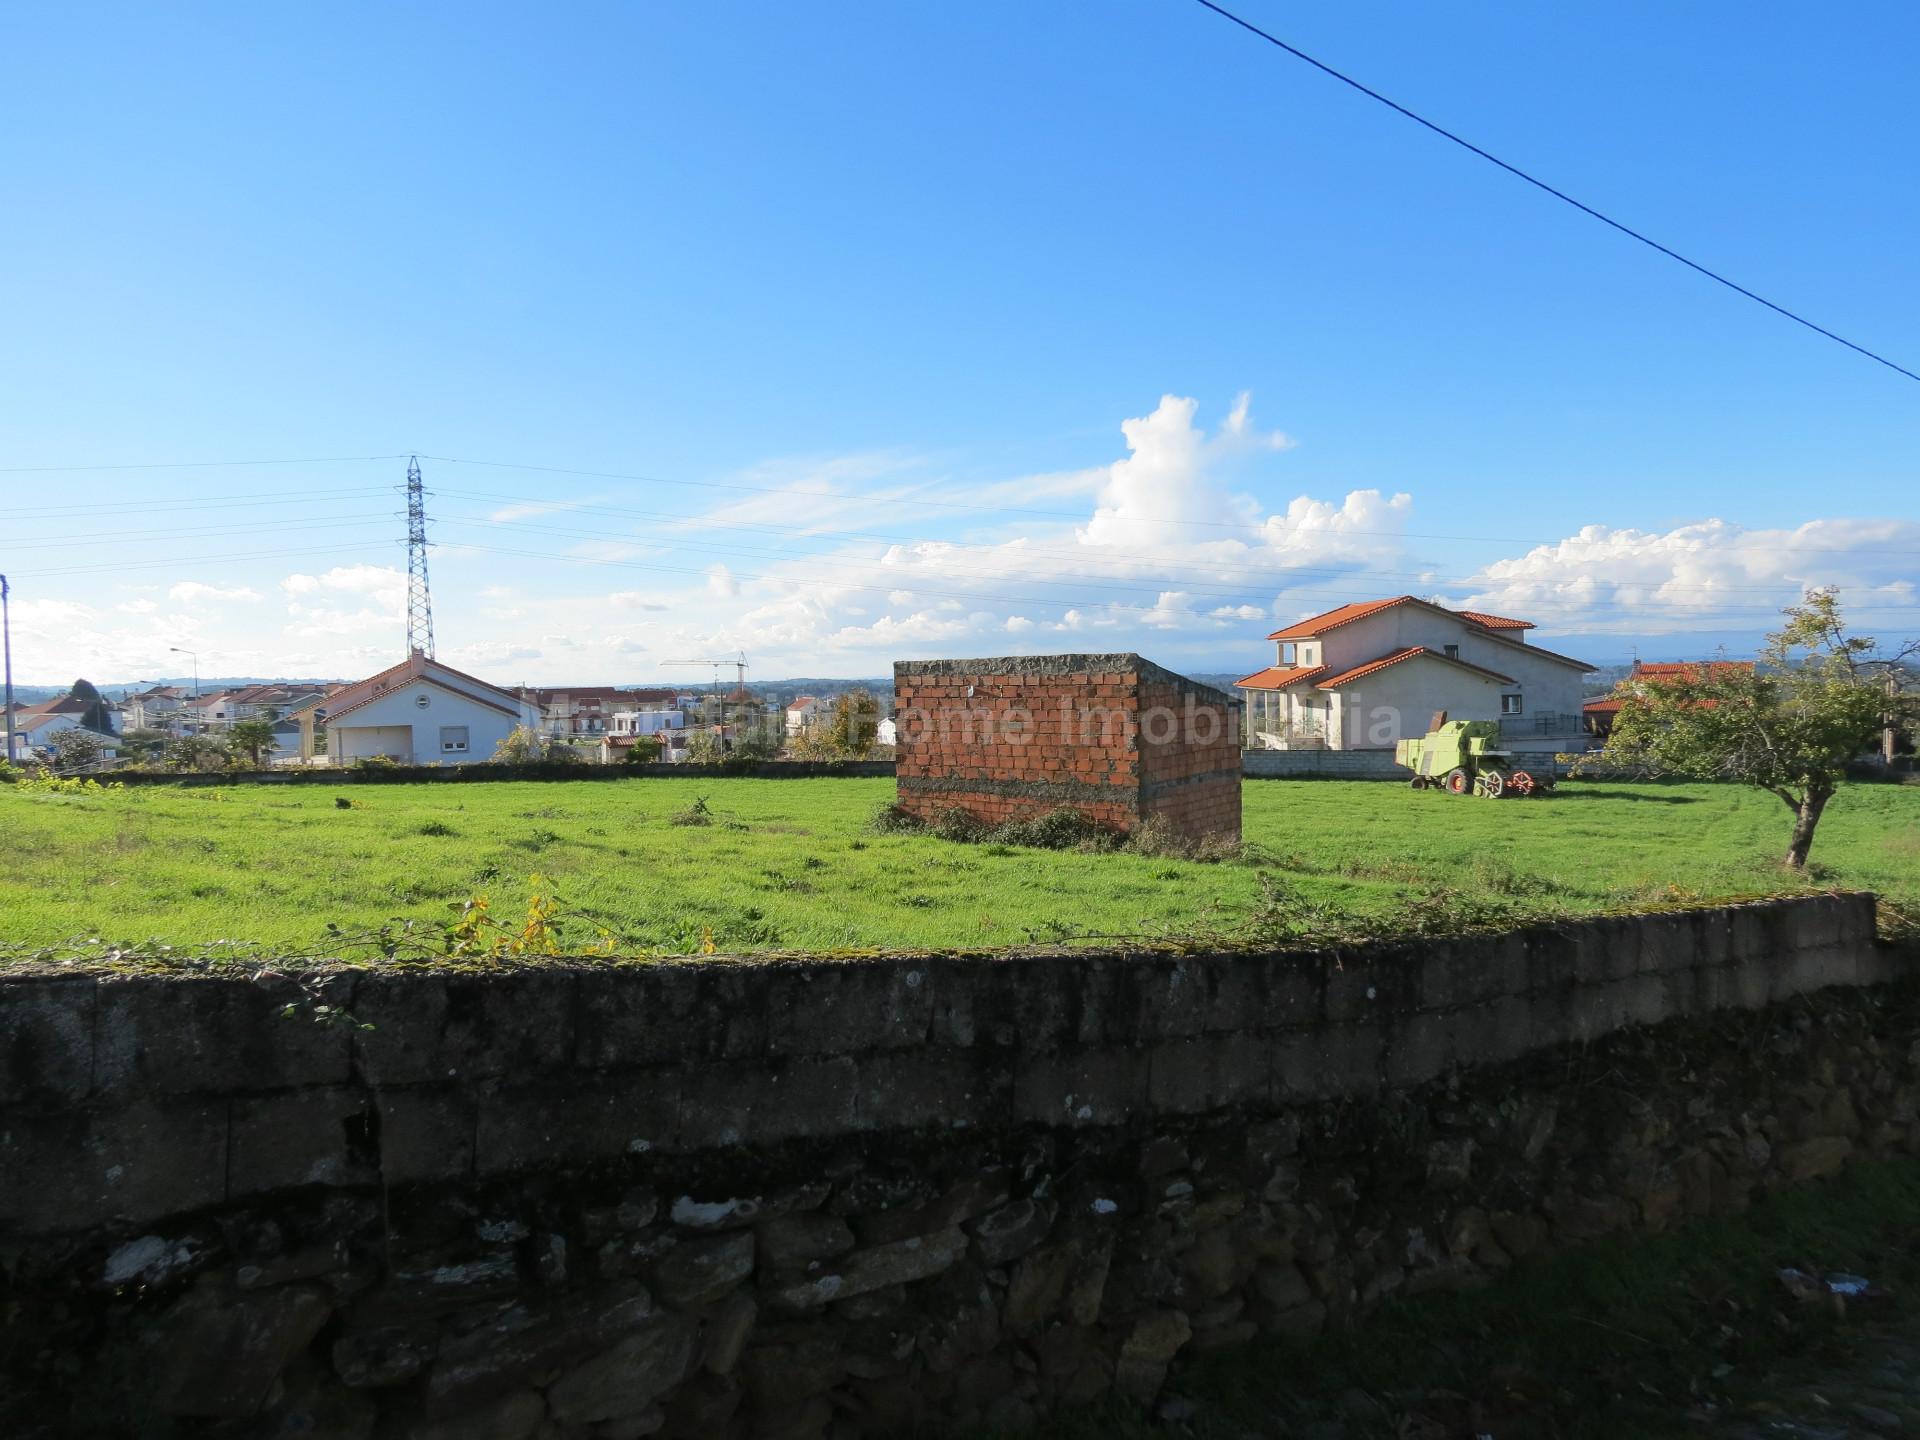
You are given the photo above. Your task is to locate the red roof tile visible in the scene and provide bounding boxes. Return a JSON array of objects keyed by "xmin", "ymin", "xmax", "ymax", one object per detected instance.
[
  {"xmin": 1632, "ymin": 661, "xmax": 1754, "ymax": 680},
  {"xmin": 1234, "ymin": 665, "xmax": 1327, "ymax": 691},
  {"xmin": 1267, "ymin": 597, "xmax": 1413, "ymax": 641},
  {"xmin": 1458, "ymin": 610, "xmax": 1535, "ymax": 631}
]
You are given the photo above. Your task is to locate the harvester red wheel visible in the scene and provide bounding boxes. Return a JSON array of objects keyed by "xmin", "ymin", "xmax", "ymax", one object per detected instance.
[
  {"xmin": 1477, "ymin": 769, "xmax": 1507, "ymax": 798},
  {"xmin": 1444, "ymin": 769, "xmax": 1469, "ymax": 795},
  {"xmin": 1508, "ymin": 769, "xmax": 1537, "ymax": 796}
]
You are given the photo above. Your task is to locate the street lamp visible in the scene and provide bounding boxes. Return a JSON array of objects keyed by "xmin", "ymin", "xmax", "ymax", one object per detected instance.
[{"xmin": 170, "ymin": 647, "xmax": 200, "ymax": 733}]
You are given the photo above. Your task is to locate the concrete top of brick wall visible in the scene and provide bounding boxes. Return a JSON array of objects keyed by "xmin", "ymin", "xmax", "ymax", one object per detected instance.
[
  {"xmin": 894, "ymin": 653, "xmax": 1237, "ymax": 706},
  {"xmin": 0, "ymin": 894, "xmax": 1895, "ymax": 1235}
]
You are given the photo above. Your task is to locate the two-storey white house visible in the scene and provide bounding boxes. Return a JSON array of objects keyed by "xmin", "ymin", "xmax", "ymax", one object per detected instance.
[
  {"xmin": 1237, "ymin": 596, "xmax": 1594, "ymax": 753},
  {"xmin": 300, "ymin": 653, "xmax": 538, "ymax": 766}
]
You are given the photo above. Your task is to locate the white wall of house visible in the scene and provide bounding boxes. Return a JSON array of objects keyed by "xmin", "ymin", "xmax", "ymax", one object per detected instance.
[
  {"xmin": 328, "ymin": 680, "xmax": 521, "ymax": 766},
  {"xmin": 1329, "ymin": 659, "xmax": 1508, "ymax": 748}
]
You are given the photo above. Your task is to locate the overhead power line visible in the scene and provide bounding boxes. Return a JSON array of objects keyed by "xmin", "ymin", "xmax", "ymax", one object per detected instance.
[
  {"xmin": 1187, "ymin": 0, "xmax": 1920, "ymax": 385},
  {"xmin": 0, "ymin": 454, "xmax": 410, "ymax": 475}
]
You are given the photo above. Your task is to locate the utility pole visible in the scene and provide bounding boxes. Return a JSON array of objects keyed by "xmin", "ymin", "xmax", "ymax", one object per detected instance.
[
  {"xmin": 1887, "ymin": 670, "xmax": 1901, "ymax": 768},
  {"xmin": 1, "ymin": 573, "xmax": 15, "ymax": 765},
  {"xmin": 170, "ymin": 647, "xmax": 200, "ymax": 734},
  {"xmin": 405, "ymin": 456, "xmax": 436, "ymax": 658}
]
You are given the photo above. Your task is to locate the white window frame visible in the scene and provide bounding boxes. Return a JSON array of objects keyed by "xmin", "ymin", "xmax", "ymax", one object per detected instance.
[
  {"xmin": 1500, "ymin": 693, "xmax": 1524, "ymax": 715},
  {"xmin": 440, "ymin": 725, "xmax": 470, "ymax": 754}
]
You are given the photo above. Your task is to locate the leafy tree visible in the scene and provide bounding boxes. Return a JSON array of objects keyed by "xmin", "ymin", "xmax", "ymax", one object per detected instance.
[
  {"xmin": 166, "ymin": 734, "xmax": 232, "ymax": 773},
  {"xmin": 620, "ymin": 734, "xmax": 663, "ymax": 764},
  {"xmin": 684, "ymin": 729, "xmax": 725, "ymax": 764},
  {"xmin": 492, "ymin": 725, "xmax": 581, "ymax": 765},
  {"xmin": 228, "ymin": 717, "xmax": 277, "ymax": 768},
  {"xmin": 119, "ymin": 728, "xmax": 172, "ymax": 765},
  {"xmin": 729, "ymin": 723, "xmax": 778, "ymax": 762},
  {"xmin": 68, "ymin": 679, "xmax": 113, "ymax": 734},
  {"xmin": 784, "ymin": 728, "xmax": 839, "ymax": 761},
  {"xmin": 1600, "ymin": 591, "xmax": 1917, "ymax": 868},
  {"xmin": 49, "ymin": 729, "xmax": 108, "ymax": 769},
  {"xmin": 825, "ymin": 689, "xmax": 881, "ymax": 757}
]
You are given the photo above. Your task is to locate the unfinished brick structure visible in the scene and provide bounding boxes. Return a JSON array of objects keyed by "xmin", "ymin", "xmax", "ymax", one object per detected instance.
[{"xmin": 892, "ymin": 652, "xmax": 1242, "ymax": 842}]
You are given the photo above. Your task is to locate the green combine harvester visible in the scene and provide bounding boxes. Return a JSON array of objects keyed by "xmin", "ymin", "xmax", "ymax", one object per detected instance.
[{"xmin": 1394, "ymin": 713, "xmax": 1552, "ymax": 797}]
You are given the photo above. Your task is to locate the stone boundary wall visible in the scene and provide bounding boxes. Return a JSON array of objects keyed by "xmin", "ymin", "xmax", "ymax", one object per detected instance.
[
  {"xmin": 0, "ymin": 895, "xmax": 1905, "ymax": 1437},
  {"xmin": 1242, "ymin": 748, "xmax": 1568, "ymax": 780},
  {"xmin": 92, "ymin": 759, "xmax": 900, "ymax": 787}
]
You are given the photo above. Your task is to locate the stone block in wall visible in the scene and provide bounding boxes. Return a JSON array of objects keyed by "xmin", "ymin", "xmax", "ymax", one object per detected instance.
[
  {"xmin": 1258, "ymin": 958, "xmax": 1322, "ymax": 1030},
  {"xmin": 1125, "ymin": 956, "xmax": 1216, "ymax": 1041},
  {"xmin": 1637, "ymin": 912, "xmax": 1705, "ymax": 976},
  {"xmin": 1766, "ymin": 942, "xmax": 1856, "ymax": 1003},
  {"xmin": 0, "ymin": 1097, "xmax": 228, "ymax": 1233},
  {"xmin": 351, "ymin": 970, "xmax": 577, "ymax": 1087},
  {"xmin": 1323, "ymin": 949, "xmax": 1417, "ymax": 1025},
  {"xmin": 1570, "ymin": 916, "xmax": 1646, "ymax": 987},
  {"xmin": 1147, "ymin": 1034, "xmax": 1272, "ymax": 1114},
  {"xmin": 1385, "ymin": 1011, "xmax": 1458, "ymax": 1090},
  {"xmin": 0, "ymin": 974, "xmax": 95, "ymax": 1107},
  {"xmin": 475, "ymin": 1069, "xmax": 683, "ymax": 1175},
  {"xmin": 997, "ymin": 952, "xmax": 1126, "ymax": 1051},
  {"xmin": 575, "ymin": 963, "xmax": 766, "ymax": 1068},
  {"xmin": 229, "ymin": 1086, "xmax": 380, "ymax": 1198},
  {"xmin": 377, "ymin": 1086, "xmax": 477, "ymax": 1186},
  {"xmin": 765, "ymin": 1226, "xmax": 969, "ymax": 1312},
  {"xmin": 420, "ymin": 1283, "xmax": 656, "ymax": 1416},
  {"xmin": 93, "ymin": 974, "xmax": 354, "ymax": 1098},
  {"xmin": 140, "ymin": 1280, "xmax": 333, "ymax": 1418},
  {"xmin": 854, "ymin": 1048, "xmax": 1012, "ymax": 1134},
  {"xmin": 763, "ymin": 959, "xmax": 937, "ymax": 1057},
  {"xmin": 1011, "ymin": 1047, "xmax": 1148, "ymax": 1128},
  {"xmin": 676, "ymin": 1057, "xmax": 857, "ymax": 1149},
  {"xmin": 1273, "ymin": 1024, "xmax": 1382, "ymax": 1101},
  {"xmin": 1416, "ymin": 936, "xmax": 1531, "ymax": 1012},
  {"xmin": 1464, "ymin": 994, "xmax": 1548, "ymax": 1067},
  {"xmin": 545, "ymin": 1315, "xmax": 698, "ymax": 1425},
  {"xmin": 1728, "ymin": 902, "xmax": 1784, "ymax": 973}
]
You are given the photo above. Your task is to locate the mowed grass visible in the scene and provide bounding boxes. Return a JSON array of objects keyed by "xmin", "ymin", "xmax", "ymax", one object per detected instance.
[{"xmin": 1, "ymin": 777, "xmax": 1916, "ymax": 958}]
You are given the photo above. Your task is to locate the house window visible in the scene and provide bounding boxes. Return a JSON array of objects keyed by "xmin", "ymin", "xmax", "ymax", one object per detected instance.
[
  {"xmin": 1443, "ymin": 644, "xmax": 1460, "ymax": 660},
  {"xmin": 440, "ymin": 726, "xmax": 470, "ymax": 753},
  {"xmin": 1300, "ymin": 645, "xmax": 1315, "ymax": 665},
  {"xmin": 1279, "ymin": 642, "xmax": 1297, "ymax": 665},
  {"xmin": 1501, "ymin": 694, "xmax": 1523, "ymax": 715}
]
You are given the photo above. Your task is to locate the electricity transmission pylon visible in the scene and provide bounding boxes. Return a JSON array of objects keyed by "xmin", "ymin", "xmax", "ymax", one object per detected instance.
[{"xmin": 405, "ymin": 456, "xmax": 435, "ymax": 658}]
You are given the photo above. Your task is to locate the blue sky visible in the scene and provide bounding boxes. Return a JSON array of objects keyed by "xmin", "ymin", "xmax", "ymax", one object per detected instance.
[{"xmin": 4, "ymin": 1, "xmax": 1917, "ymax": 686}]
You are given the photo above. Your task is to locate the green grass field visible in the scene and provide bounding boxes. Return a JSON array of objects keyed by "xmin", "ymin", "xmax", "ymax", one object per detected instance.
[{"xmin": 1, "ymin": 777, "xmax": 1916, "ymax": 959}]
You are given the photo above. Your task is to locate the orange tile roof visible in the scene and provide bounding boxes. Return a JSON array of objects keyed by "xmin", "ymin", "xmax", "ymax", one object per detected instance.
[
  {"xmin": 322, "ymin": 654, "xmax": 522, "ymax": 724},
  {"xmin": 1269, "ymin": 595, "xmax": 1548, "ymax": 642},
  {"xmin": 1633, "ymin": 661, "xmax": 1754, "ymax": 679},
  {"xmin": 1267, "ymin": 597, "xmax": 1411, "ymax": 641},
  {"xmin": 1314, "ymin": 646, "xmax": 1516, "ymax": 689},
  {"xmin": 1457, "ymin": 610, "xmax": 1535, "ymax": 631},
  {"xmin": 1235, "ymin": 665, "xmax": 1327, "ymax": 691}
]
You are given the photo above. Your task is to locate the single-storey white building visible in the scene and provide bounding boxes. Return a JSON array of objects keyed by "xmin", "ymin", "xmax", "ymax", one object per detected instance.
[
  {"xmin": 1238, "ymin": 596, "xmax": 1594, "ymax": 752},
  {"xmin": 303, "ymin": 653, "xmax": 537, "ymax": 766}
]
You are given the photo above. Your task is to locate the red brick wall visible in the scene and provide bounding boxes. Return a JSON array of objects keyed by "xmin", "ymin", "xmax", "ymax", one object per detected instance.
[{"xmin": 893, "ymin": 655, "xmax": 1240, "ymax": 842}]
